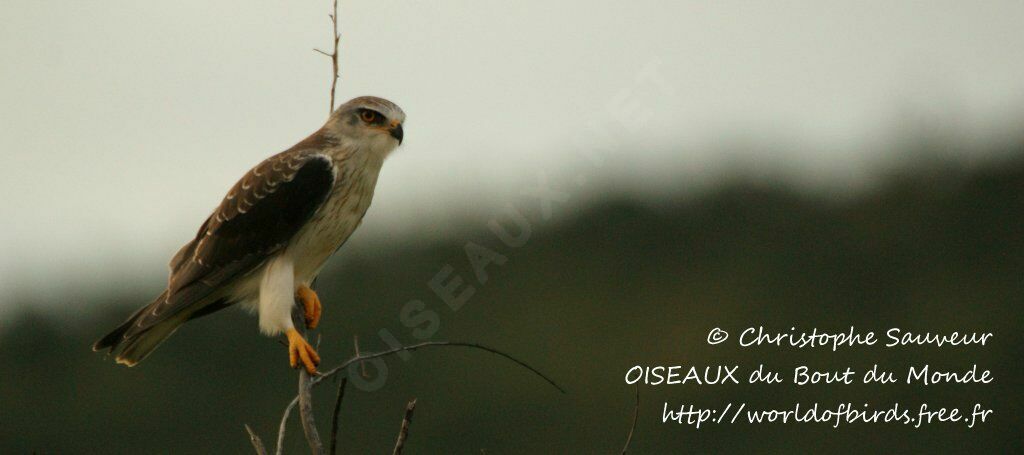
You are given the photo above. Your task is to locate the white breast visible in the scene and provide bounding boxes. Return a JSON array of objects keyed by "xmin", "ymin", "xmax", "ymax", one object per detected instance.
[{"xmin": 288, "ymin": 151, "xmax": 384, "ymax": 284}]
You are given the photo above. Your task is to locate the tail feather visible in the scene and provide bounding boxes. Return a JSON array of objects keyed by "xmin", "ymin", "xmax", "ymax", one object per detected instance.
[
  {"xmin": 92, "ymin": 304, "xmax": 149, "ymax": 353},
  {"xmin": 92, "ymin": 290, "xmax": 184, "ymax": 366},
  {"xmin": 94, "ymin": 290, "xmax": 232, "ymax": 366},
  {"xmin": 92, "ymin": 320, "xmax": 132, "ymax": 353},
  {"xmin": 112, "ymin": 318, "xmax": 184, "ymax": 366}
]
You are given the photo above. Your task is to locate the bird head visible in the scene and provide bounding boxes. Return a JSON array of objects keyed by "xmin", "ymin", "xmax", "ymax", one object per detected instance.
[{"xmin": 326, "ymin": 96, "xmax": 406, "ymax": 155}]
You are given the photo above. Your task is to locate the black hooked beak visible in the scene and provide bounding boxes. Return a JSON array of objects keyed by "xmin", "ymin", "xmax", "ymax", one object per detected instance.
[{"xmin": 389, "ymin": 123, "xmax": 404, "ymax": 145}]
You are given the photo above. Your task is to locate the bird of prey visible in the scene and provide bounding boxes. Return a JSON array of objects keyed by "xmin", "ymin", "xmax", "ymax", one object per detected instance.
[{"xmin": 93, "ymin": 96, "xmax": 405, "ymax": 374}]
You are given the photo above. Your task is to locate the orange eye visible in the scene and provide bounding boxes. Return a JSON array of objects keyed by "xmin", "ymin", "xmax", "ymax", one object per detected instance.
[{"xmin": 360, "ymin": 110, "xmax": 377, "ymax": 123}]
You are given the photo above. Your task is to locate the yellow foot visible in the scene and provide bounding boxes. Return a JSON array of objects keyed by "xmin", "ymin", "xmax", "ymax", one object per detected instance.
[
  {"xmin": 286, "ymin": 328, "xmax": 320, "ymax": 374},
  {"xmin": 296, "ymin": 285, "xmax": 322, "ymax": 329}
]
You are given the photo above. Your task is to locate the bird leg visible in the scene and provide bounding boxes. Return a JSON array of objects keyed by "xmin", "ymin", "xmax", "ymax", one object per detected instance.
[
  {"xmin": 286, "ymin": 328, "xmax": 320, "ymax": 374},
  {"xmin": 295, "ymin": 285, "xmax": 322, "ymax": 329}
]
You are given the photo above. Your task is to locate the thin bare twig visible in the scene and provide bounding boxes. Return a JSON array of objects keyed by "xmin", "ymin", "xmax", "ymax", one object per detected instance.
[
  {"xmin": 245, "ymin": 424, "xmax": 269, "ymax": 455},
  {"xmin": 276, "ymin": 341, "xmax": 565, "ymax": 453},
  {"xmin": 275, "ymin": 398, "xmax": 294, "ymax": 455},
  {"xmin": 313, "ymin": 0, "xmax": 341, "ymax": 116},
  {"xmin": 391, "ymin": 399, "xmax": 417, "ymax": 455},
  {"xmin": 620, "ymin": 386, "xmax": 640, "ymax": 454},
  {"xmin": 329, "ymin": 377, "xmax": 348, "ymax": 455},
  {"xmin": 318, "ymin": 341, "xmax": 563, "ymax": 394},
  {"xmin": 353, "ymin": 334, "xmax": 368, "ymax": 378}
]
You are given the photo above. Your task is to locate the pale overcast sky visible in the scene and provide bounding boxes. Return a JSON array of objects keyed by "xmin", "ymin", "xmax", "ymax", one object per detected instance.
[{"xmin": 2, "ymin": 0, "xmax": 1023, "ymax": 303}]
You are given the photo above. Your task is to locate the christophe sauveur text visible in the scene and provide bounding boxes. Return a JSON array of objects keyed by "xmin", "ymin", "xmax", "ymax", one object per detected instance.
[{"xmin": 624, "ymin": 326, "xmax": 995, "ymax": 428}]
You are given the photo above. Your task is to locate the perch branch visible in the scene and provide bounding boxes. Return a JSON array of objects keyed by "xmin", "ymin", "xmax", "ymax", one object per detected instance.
[
  {"xmin": 285, "ymin": 300, "xmax": 324, "ymax": 455},
  {"xmin": 298, "ymin": 369, "xmax": 325, "ymax": 454},
  {"xmin": 245, "ymin": 424, "xmax": 269, "ymax": 455},
  {"xmin": 329, "ymin": 377, "xmax": 348, "ymax": 455},
  {"xmin": 276, "ymin": 340, "xmax": 565, "ymax": 453},
  {"xmin": 620, "ymin": 386, "xmax": 640, "ymax": 454},
  {"xmin": 391, "ymin": 399, "xmax": 417, "ymax": 455}
]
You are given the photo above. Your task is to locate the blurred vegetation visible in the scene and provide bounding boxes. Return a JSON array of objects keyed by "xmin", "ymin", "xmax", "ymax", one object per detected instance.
[{"xmin": 1, "ymin": 145, "xmax": 1021, "ymax": 453}]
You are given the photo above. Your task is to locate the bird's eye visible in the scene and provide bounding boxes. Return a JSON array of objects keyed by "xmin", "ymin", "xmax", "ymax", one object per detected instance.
[{"xmin": 360, "ymin": 110, "xmax": 378, "ymax": 123}]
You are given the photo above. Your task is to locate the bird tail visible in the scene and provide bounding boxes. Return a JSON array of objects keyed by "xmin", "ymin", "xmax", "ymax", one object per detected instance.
[{"xmin": 92, "ymin": 291, "xmax": 185, "ymax": 367}]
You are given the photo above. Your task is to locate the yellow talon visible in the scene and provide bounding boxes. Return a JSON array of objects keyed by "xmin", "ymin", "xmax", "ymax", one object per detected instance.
[
  {"xmin": 296, "ymin": 285, "xmax": 322, "ymax": 329},
  {"xmin": 286, "ymin": 328, "xmax": 320, "ymax": 374}
]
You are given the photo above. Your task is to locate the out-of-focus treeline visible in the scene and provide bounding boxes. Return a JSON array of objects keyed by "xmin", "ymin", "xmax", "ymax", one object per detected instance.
[{"xmin": 0, "ymin": 142, "xmax": 1021, "ymax": 453}]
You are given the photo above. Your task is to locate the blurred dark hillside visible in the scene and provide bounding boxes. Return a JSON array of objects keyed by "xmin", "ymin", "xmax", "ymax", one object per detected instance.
[{"xmin": 1, "ymin": 149, "xmax": 1021, "ymax": 453}]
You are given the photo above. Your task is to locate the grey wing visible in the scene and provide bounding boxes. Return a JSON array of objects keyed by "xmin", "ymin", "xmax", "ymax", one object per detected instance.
[{"xmin": 134, "ymin": 149, "xmax": 336, "ymax": 332}]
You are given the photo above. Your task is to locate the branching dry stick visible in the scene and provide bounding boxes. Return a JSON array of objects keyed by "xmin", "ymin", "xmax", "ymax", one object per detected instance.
[
  {"xmin": 313, "ymin": 0, "xmax": 341, "ymax": 115},
  {"xmin": 245, "ymin": 424, "xmax": 269, "ymax": 455},
  {"xmin": 328, "ymin": 377, "xmax": 348, "ymax": 455},
  {"xmin": 391, "ymin": 399, "xmax": 418, "ymax": 455},
  {"xmin": 620, "ymin": 386, "xmax": 640, "ymax": 454},
  {"xmin": 275, "ymin": 341, "xmax": 565, "ymax": 453}
]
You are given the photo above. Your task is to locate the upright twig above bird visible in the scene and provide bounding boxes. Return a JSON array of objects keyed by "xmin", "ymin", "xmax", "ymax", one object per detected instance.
[{"xmin": 313, "ymin": 0, "xmax": 341, "ymax": 116}]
